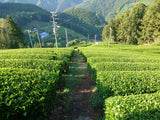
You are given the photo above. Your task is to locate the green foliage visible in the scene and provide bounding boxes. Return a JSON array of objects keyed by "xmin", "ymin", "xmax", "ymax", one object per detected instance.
[
  {"xmin": 0, "ymin": 48, "xmax": 74, "ymax": 119},
  {"xmin": 77, "ymin": 0, "xmax": 154, "ymax": 22},
  {"xmin": 0, "ymin": 68, "xmax": 58, "ymax": 120},
  {"xmin": 0, "ymin": 59, "xmax": 64, "ymax": 72},
  {"xmin": 91, "ymin": 91, "xmax": 104, "ymax": 109},
  {"xmin": 54, "ymin": 43, "xmax": 62, "ymax": 48},
  {"xmin": 79, "ymin": 42, "xmax": 160, "ymax": 119},
  {"xmin": 102, "ymin": 1, "xmax": 159, "ymax": 45},
  {"xmin": 141, "ymin": 0, "xmax": 160, "ymax": 43},
  {"xmin": 97, "ymin": 71, "xmax": 160, "ymax": 98},
  {"xmin": 0, "ymin": 15, "xmax": 25, "ymax": 49},
  {"xmin": 0, "ymin": 27, "xmax": 7, "ymax": 49},
  {"xmin": 102, "ymin": 25, "xmax": 110, "ymax": 41},
  {"xmin": 58, "ymin": 8, "xmax": 107, "ymax": 38},
  {"xmin": 68, "ymin": 39, "xmax": 80, "ymax": 47},
  {"xmin": 0, "ymin": 0, "xmax": 84, "ymax": 12},
  {"xmin": 105, "ymin": 93, "xmax": 160, "ymax": 120},
  {"xmin": 0, "ymin": 2, "xmax": 51, "ymax": 27}
]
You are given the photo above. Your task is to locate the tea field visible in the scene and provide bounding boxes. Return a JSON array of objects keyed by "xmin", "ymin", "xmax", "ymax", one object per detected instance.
[
  {"xmin": 1, "ymin": 43, "xmax": 160, "ymax": 120},
  {"xmin": 0, "ymin": 48, "xmax": 74, "ymax": 120},
  {"xmin": 79, "ymin": 43, "xmax": 160, "ymax": 120}
]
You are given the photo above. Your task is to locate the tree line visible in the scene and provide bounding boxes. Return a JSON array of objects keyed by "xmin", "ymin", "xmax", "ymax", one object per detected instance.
[
  {"xmin": 102, "ymin": 0, "xmax": 160, "ymax": 45},
  {"xmin": 0, "ymin": 15, "xmax": 24, "ymax": 49}
]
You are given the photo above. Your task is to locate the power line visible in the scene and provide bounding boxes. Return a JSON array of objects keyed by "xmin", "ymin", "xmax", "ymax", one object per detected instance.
[{"xmin": 27, "ymin": 28, "xmax": 42, "ymax": 48}]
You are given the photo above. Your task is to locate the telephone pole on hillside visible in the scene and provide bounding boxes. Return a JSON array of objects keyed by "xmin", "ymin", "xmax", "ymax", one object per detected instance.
[
  {"xmin": 95, "ymin": 35, "xmax": 97, "ymax": 43},
  {"xmin": 87, "ymin": 35, "xmax": 90, "ymax": 43},
  {"xmin": 51, "ymin": 12, "xmax": 58, "ymax": 48},
  {"xmin": 65, "ymin": 28, "xmax": 69, "ymax": 47},
  {"xmin": 108, "ymin": 27, "xmax": 112, "ymax": 48}
]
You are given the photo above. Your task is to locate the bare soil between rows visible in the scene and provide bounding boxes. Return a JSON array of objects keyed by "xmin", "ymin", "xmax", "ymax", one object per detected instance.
[{"xmin": 48, "ymin": 51, "xmax": 103, "ymax": 120}]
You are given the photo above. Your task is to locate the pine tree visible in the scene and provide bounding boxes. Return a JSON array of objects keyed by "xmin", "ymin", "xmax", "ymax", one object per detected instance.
[
  {"xmin": 117, "ymin": 9, "xmax": 130, "ymax": 43},
  {"xmin": 102, "ymin": 25, "xmax": 110, "ymax": 41},
  {"xmin": 126, "ymin": 3, "xmax": 146, "ymax": 44},
  {"xmin": 141, "ymin": 0, "xmax": 160, "ymax": 43},
  {"xmin": 6, "ymin": 15, "xmax": 24, "ymax": 49},
  {"xmin": 0, "ymin": 27, "xmax": 7, "ymax": 49},
  {"xmin": 108, "ymin": 8, "xmax": 121, "ymax": 42}
]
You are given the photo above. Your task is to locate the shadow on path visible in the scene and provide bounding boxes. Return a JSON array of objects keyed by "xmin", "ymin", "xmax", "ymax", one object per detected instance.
[
  {"xmin": 64, "ymin": 51, "xmax": 99, "ymax": 120},
  {"xmin": 48, "ymin": 50, "xmax": 102, "ymax": 120}
]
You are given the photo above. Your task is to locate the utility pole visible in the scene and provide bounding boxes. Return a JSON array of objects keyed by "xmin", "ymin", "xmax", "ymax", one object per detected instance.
[
  {"xmin": 108, "ymin": 27, "xmax": 112, "ymax": 48},
  {"xmin": 51, "ymin": 12, "xmax": 58, "ymax": 48},
  {"xmin": 65, "ymin": 28, "xmax": 68, "ymax": 47},
  {"xmin": 28, "ymin": 28, "xmax": 42, "ymax": 48},
  {"xmin": 87, "ymin": 35, "xmax": 89, "ymax": 44},
  {"xmin": 36, "ymin": 30, "xmax": 42, "ymax": 48},
  {"xmin": 28, "ymin": 30, "xmax": 33, "ymax": 48},
  {"xmin": 95, "ymin": 35, "xmax": 97, "ymax": 43}
]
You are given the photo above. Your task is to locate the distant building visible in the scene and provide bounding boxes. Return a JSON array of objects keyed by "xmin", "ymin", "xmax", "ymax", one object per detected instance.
[{"xmin": 40, "ymin": 32, "xmax": 49, "ymax": 40}]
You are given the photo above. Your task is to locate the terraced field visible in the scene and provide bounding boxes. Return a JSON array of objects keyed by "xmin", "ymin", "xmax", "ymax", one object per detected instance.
[
  {"xmin": 0, "ymin": 48, "xmax": 73, "ymax": 120},
  {"xmin": 1, "ymin": 43, "xmax": 160, "ymax": 120},
  {"xmin": 79, "ymin": 43, "xmax": 160, "ymax": 120}
]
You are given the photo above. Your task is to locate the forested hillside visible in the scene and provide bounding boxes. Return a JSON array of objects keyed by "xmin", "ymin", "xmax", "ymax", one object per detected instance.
[
  {"xmin": 0, "ymin": 3, "xmax": 51, "ymax": 27},
  {"xmin": 58, "ymin": 8, "xmax": 107, "ymax": 38},
  {"xmin": 0, "ymin": 0, "xmax": 154, "ymax": 22},
  {"xmin": 102, "ymin": 0, "xmax": 160, "ymax": 45},
  {"xmin": 0, "ymin": 0, "xmax": 84, "ymax": 12},
  {"xmin": 76, "ymin": 0, "xmax": 154, "ymax": 21}
]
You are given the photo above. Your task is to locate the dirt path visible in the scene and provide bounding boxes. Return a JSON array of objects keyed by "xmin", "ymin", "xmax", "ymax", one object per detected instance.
[
  {"xmin": 48, "ymin": 50, "xmax": 102, "ymax": 120},
  {"xmin": 64, "ymin": 51, "xmax": 99, "ymax": 120}
]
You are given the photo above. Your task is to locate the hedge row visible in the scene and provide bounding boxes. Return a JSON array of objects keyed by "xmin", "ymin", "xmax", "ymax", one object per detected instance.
[
  {"xmin": 0, "ymin": 48, "xmax": 74, "ymax": 120},
  {"xmin": 0, "ymin": 59, "xmax": 63, "ymax": 72},
  {"xmin": 97, "ymin": 71, "xmax": 160, "ymax": 98},
  {"xmin": 0, "ymin": 68, "xmax": 58, "ymax": 120},
  {"xmin": 105, "ymin": 92, "xmax": 160, "ymax": 120},
  {"xmin": 87, "ymin": 56, "xmax": 160, "ymax": 63},
  {"xmin": 79, "ymin": 44, "xmax": 160, "ymax": 119}
]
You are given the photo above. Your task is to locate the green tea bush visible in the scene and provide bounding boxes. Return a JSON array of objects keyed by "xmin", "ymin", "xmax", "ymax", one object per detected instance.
[
  {"xmin": 0, "ymin": 68, "xmax": 58, "ymax": 120},
  {"xmin": 105, "ymin": 93, "xmax": 160, "ymax": 120},
  {"xmin": 97, "ymin": 71, "xmax": 160, "ymax": 98},
  {"xmin": 0, "ymin": 59, "xmax": 63, "ymax": 72}
]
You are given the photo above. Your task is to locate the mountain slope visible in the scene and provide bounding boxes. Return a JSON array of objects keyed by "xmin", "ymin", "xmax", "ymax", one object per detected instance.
[
  {"xmin": 76, "ymin": 0, "xmax": 154, "ymax": 21},
  {"xmin": 0, "ymin": 0, "xmax": 154, "ymax": 22},
  {"xmin": 0, "ymin": 0, "xmax": 84, "ymax": 12},
  {"xmin": 58, "ymin": 8, "xmax": 107, "ymax": 38},
  {"xmin": 0, "ymin": 2, "xmax": 51, "ymax": 26},
  {"xmin": 0, "ymin": 2, "xmax": 106, "ymax": 38}
]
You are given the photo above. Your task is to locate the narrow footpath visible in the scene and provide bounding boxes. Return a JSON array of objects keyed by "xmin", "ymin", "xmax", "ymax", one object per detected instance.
[
  {"xmin": 64, "ymin": 51, "xmax": 99, "ymax": 120},
  {"xmin": 48, "ymin": 50, "xmax": 102, "ymax": 120}
]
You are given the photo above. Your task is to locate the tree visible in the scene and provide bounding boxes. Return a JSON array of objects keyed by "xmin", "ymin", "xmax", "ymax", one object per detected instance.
[
  {"xmin": 126, "ymin": 3, "xmax": 146, "ymax": 44},
  {"xmin": 6, "ymin": 15, "xmax": 24, "ymax": 49},
  {"xmin": 108, "ymin": 8, "xmax": 121, "ymax": 42},
  {"xmin": 117, "ymin": 9, "xmax": 130, "ymax": 43},
  {"xmin": 102, "ymin": 25, "xmax": 110, "ymax": 41},
  {"xmin": 141, "ymin": 0, "xmax": 160, "ymax": 44},
  {"xmin": 103, "ymin": 3, "xmax": 146, "ymax": 45},
  {"xmin": 0, "ymin": 27, "xmax": 7, "ymax": 49}
]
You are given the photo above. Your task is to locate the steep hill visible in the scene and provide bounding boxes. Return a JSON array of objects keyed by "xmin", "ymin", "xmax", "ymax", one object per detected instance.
[
  {"xmin": 58, "ymin": 8, "xmax": 107, "ymax": 38},
  {"xmin": 0, "ymin": 2, "xmax": 51, "ymax": 26},
  {"xmin": 0, "ymin": 0, "xmax": 154, "ymax": 22},
  {"xmin": 0, "ymin": 3, "xmax": 106, "ymax": 39},
  {"xmin": 76, "ymin": 0, "xmax": 154, "ymax": 21},
  {"xmin": 0, "ymin": 0, "xmax": 84, "ymax": 12}
]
